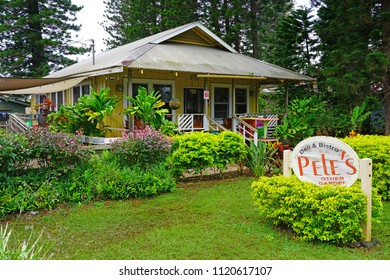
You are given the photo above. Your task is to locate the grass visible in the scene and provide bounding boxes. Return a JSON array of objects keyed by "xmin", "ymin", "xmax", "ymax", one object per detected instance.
[{"xmin": 1, "ymin": 176, "xmax": 390, "ymax": 260}]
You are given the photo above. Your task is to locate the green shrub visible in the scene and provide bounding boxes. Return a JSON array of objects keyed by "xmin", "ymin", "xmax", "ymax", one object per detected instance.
[
  {"xmin": 215, "ymin": 130, "xmax": 247, "ymax": 170},
  {"xmin": 0, "ymin": 149, "xmax": 176, "ymax": 218},
  {"xmin": 169, "ymin": 131, "xmax": 246, "ymax": 177},
  {"xmin": 0, "ymin": 170, "xmax": 64, "ymax": 218},
  {"xmin": 342, "ymin": 135, "xmax": 390, "ymax": 200},
  {"xmin": 63, "ymin": 151, "xmax": 176, "ymax": 203},
  {"xmin": 251, "ymin": 175, "xmax": 383, "ymax": 244}
]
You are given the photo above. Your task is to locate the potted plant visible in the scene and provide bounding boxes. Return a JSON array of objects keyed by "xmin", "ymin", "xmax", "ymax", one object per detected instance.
[{"xmin": 169, "ymin": 98, "xmax": 181, "ymax": 110}]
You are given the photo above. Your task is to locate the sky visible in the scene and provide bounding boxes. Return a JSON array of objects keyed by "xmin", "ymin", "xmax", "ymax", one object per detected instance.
[{"xmin": 71, "ymin": 0, "xmax": 312, "ymax": 61}]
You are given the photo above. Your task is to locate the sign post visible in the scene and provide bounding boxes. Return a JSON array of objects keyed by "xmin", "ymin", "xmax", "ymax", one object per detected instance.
[
  {"xmin": 360, "ymin": 158, "xmax": 372, "ymax": 242},
  {"xmin": 283, "ymin": 136, "xmax": 372, "ymax": 241}
]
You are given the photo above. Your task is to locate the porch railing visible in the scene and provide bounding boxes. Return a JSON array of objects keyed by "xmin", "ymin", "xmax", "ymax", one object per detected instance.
[
  {"xmin": 176, "ymin": 114, "xmax": 227, "ymax": 133},
  {"xmin": 205, "ymin": 116, "xmax": 227, "ymax": 132},
  {"xmin": 7, "ymin": 113, "xmax": 30, "ymax": 133},
  {"xmin": 232, "ymin": 115, "xmax": 258, "ymax": 145}
]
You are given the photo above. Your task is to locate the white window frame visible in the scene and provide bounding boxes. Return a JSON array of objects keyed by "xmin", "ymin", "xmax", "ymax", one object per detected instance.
[
  {"xmin": 49, "ymin": 91, "xmax": 65, "ymax": 111},
  {"xmin": 211, "ymin": 83, "xmax": 232, "ymax": 121},
  {"xmin": 131, "ymin": 79, "xmax": 175, "ymax": 98},
  {"xmin": 71, "ymin": 82, "xmax": 91, "ymax": 105},
  {"xmin": 234, "ymin": 85, "xmax": 250, "ymax": 115}
]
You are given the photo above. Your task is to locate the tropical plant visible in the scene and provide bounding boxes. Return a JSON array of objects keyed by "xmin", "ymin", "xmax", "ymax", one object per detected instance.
[
  {"xmin": 48, "ymin": 87, "xmax": 120, "ymax": 137},
  {"xmin": 124, "ymin": 86, "xmax": 169, "ymax": 130},
  {"xmin": 244, "ymin": 140, "xmax": 279, "ymax": 177},
  {"xmin": 350, "ymin": 100, "xmax": 372, "ymax": 133},
  {"xmin": 274, "ymin": 96, "xmax": 326, "ymax": 146}
]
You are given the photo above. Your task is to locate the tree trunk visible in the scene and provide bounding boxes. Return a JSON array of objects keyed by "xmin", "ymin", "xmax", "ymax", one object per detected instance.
[
  {"xmin": 382, "ymin": 0, "xmax": 390, "ymax": 135},
  {"xmin": 26, "ymin": 0, "xmax": 45, "ymax": 77},
  {"xmin": 250, "ymin": 0, "xmax": 259, "ymax": 58}
]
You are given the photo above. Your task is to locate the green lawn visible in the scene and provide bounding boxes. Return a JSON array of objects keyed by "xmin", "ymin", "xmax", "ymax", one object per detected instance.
[{"xmin": 2, "ymin": 176, "xmax": 390, "ymax": 260}]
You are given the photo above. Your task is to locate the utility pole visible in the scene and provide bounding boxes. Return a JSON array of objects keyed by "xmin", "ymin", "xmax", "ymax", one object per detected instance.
[{"xmin": 88, "ymin": 39, "xmax": 95, "ymax": 65}]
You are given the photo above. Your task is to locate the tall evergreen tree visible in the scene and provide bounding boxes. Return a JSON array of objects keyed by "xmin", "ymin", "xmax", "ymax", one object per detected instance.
[
  {"xmin": 380, "ymin": 0, "xmax": 390, "ymax": 135},
  {"xmin": 0, "ymin": 0, "xmax": 87, "ymax": 77},
  {"xmin": 102, "ymin": 0, "xmax": 294, "ymax": 56},
  {"xmin": 101, "ymin": 0, "xmax": 200, "ymax": 49},
  {"xmin": 248, "ymin": 0, "xmax": 294, "ymax": 60},
  {"xmin": 313, "ymin": 0, "xmax": 384, "ymax": 108},
  {"xmin": 269, "ymin": 7, "xmax": 318, "ymax": 75}
]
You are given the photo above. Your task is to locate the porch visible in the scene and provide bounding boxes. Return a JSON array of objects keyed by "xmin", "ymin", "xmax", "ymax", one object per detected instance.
[{"xmin": 173, "ymin": 113, "xmax": 279, "ymax": 145}]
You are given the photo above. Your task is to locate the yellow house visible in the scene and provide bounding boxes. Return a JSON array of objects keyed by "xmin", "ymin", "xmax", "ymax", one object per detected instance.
[{"xmin": 0, "ymin": 22, "xmax": 314, "ymax": 140}]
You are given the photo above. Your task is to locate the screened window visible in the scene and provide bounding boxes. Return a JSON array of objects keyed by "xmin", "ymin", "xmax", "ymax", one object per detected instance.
[
  {"xmin": 153, "ymin": 84, "xmax": 172, "ymax": 113},
  {"xmin": 235, "ymin": 88, "xmax": 248, "ymax": 114},
  {"xmin": 72, "ymin": 84, "xmax": 90, "ymax": 104}
]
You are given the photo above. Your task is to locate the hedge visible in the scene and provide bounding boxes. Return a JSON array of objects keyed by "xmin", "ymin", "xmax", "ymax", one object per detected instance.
[
  {"xmin": 342, "ymin": 135, "xmax": 390, "ymax": 200},
  {"xmin": 252, "ymin": 175, "xmax": 383, "ymax": 244}
]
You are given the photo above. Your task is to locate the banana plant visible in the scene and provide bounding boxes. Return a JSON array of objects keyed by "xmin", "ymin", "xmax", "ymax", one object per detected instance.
[{"xmin": 350, "ymin": 100, "xmax": 371, "ymax": 133}]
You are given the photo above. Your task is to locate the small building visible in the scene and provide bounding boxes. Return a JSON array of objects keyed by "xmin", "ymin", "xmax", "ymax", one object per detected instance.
[
  {"xmin": 0, "ymin": 22, "xmax": 314, "ymax": 138},
  {"xmin": 0, "ymin": 96, "xmax": 30, "ymax": 114}
]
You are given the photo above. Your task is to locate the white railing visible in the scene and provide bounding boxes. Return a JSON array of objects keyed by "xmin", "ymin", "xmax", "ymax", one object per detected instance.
[
  {"xmin": 232, "ymin": 115, "xmax": 258, "ymax": 145},
  {"xmin": 177, "ymin": 114, "xmax": 204, "ymax": 132},
  {"xmin": 9, "ymin": 113, "xmax": 30, "ymax": 133},
  {"xmin": 205, "ymin": 116, "xmax": 227, "ymax": 132},
  {"xmin": 176, "ymin": 114, "xmax": 228, "ymax": 133}
]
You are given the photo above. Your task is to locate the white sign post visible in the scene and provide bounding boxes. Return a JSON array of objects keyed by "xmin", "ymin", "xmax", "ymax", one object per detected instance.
[{"xmin": 283, "ymin": 136, "xmax": 372, "ymax": 242}]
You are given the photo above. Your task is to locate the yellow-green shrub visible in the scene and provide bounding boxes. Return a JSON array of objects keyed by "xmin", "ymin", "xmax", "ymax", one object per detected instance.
[
  {"xmin": 169, "ymin": 131, "xmax": 246, "ymax": 177},
  {"xmin": 342, "ymin": 135, "xmax": 390, "ymax": 200},
  {"xmin": 251, "ymin": 176, "xmax": 383, "ymax": 244}
]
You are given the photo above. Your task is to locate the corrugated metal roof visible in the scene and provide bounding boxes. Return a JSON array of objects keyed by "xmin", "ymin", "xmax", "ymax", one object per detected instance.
[
  {"xmin": 46, "ymin": 22, "xmax": 314, "ymax": 82},
  {"xmin": 129, "ymin": 43, "xmax": 313, "ymax": 81}
]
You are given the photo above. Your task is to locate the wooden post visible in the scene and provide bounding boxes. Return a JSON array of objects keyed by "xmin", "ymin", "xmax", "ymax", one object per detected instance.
[
  {"xmin": 360, "ymin": 158, "xmax": 372, "ymax": 242},
  {"xmin": 283, "ymin": 150, "xmax": 292, "ymax": 178}
]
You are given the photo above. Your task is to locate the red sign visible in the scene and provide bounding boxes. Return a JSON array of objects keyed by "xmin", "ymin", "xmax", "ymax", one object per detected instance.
[
  {"xmin": 291, "ymin": 136, "xmax": 359, "ymax": 187},
  {"xmin": 203, "ymin": 90, "xmax": 209, "ymax": 100}
]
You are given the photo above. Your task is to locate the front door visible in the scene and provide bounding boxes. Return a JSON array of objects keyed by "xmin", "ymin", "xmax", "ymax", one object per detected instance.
[
  {"xmin": 184, "ymin": 88, "xmax": 204, "ymax": 127},
  {"xmin": 213, "ymin": 87, "xmax": 230, "ymax": 124}
]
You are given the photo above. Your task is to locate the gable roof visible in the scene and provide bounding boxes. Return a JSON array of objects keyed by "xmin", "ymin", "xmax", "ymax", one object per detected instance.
[{"xmin": 46, "ymin": 22, "xmax": 314, "ymax": 83}]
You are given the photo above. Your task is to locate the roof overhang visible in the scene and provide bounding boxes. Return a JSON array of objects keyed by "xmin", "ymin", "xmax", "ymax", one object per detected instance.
[
  {"xmin": 0, "ymin": 77, "xmax": 86, "ymax": 94},
  {"xmin": 197, "ymin": 74, "xmax": 267, "ymax": 80}
]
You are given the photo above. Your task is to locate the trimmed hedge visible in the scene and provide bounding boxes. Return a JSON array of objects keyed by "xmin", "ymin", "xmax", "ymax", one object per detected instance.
[
  {"xmin": 252, "ymin": 175, "xmax": 383, "ymax": 244},
  {"xmin": 169, "ymin": 131, "xmax": 247, "ymax": 177},
  {"xmin": 342, "ymin": 135, "xmax": 390, "ymax": 200}
]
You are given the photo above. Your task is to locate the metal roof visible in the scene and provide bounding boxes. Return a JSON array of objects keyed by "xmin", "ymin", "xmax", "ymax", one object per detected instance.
[
  {"xmin": 44, "ymin": 22, "xmax": 314, "ymax": 82},
  {"xmin": 129, "ymin": 43, "xmax": 313, "ymax": 82}
]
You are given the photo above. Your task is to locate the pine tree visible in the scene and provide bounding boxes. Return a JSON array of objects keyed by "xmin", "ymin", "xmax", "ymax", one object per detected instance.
[
  {"xmin": 249, "ymin": 0, "xmax": 294, "ymax": 60},
  {"xmin": 314, "ymin": 0, "xmax": 384, "ymax": 107},
  {"xmin": 101, "ymin": 0, "xmax": 200, "ymax": 49},
  {"xmin": 380, "ymin": 0, "xmax": 390, "ymax": 135},
  {"xmin": 0, "ymin": 0, "xmax": 87, "ymax": 77},
  {"xmin": 269, "ymin": 7, "xmax": 318, "ymax": 75}
]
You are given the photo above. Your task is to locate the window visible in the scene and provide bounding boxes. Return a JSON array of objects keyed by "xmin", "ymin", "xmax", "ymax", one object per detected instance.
[
  {"xmin": 214, "ymin": 87, "xmax": 230, "ymax": 120},
  {"xmin": 153, "ymin": 84, "xmax": 172, "ymax": 114},
  {"xmin": 72, "ymin": 83, "xmax": 90, "ymax": 104},
  {"xmin": 50, "ymin": 91, "xmax": 65, "ymax": 111},
  {"xmin": 235, "ymin": 88, "xmax": 248, "ymax": 114},
  {"xmin": 184, "ymin": 88, "xmax": 204, "ymax": 114},
  {"xmin": 132, "ymin": 83, "xmax": 147, "ymax": 98}
]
